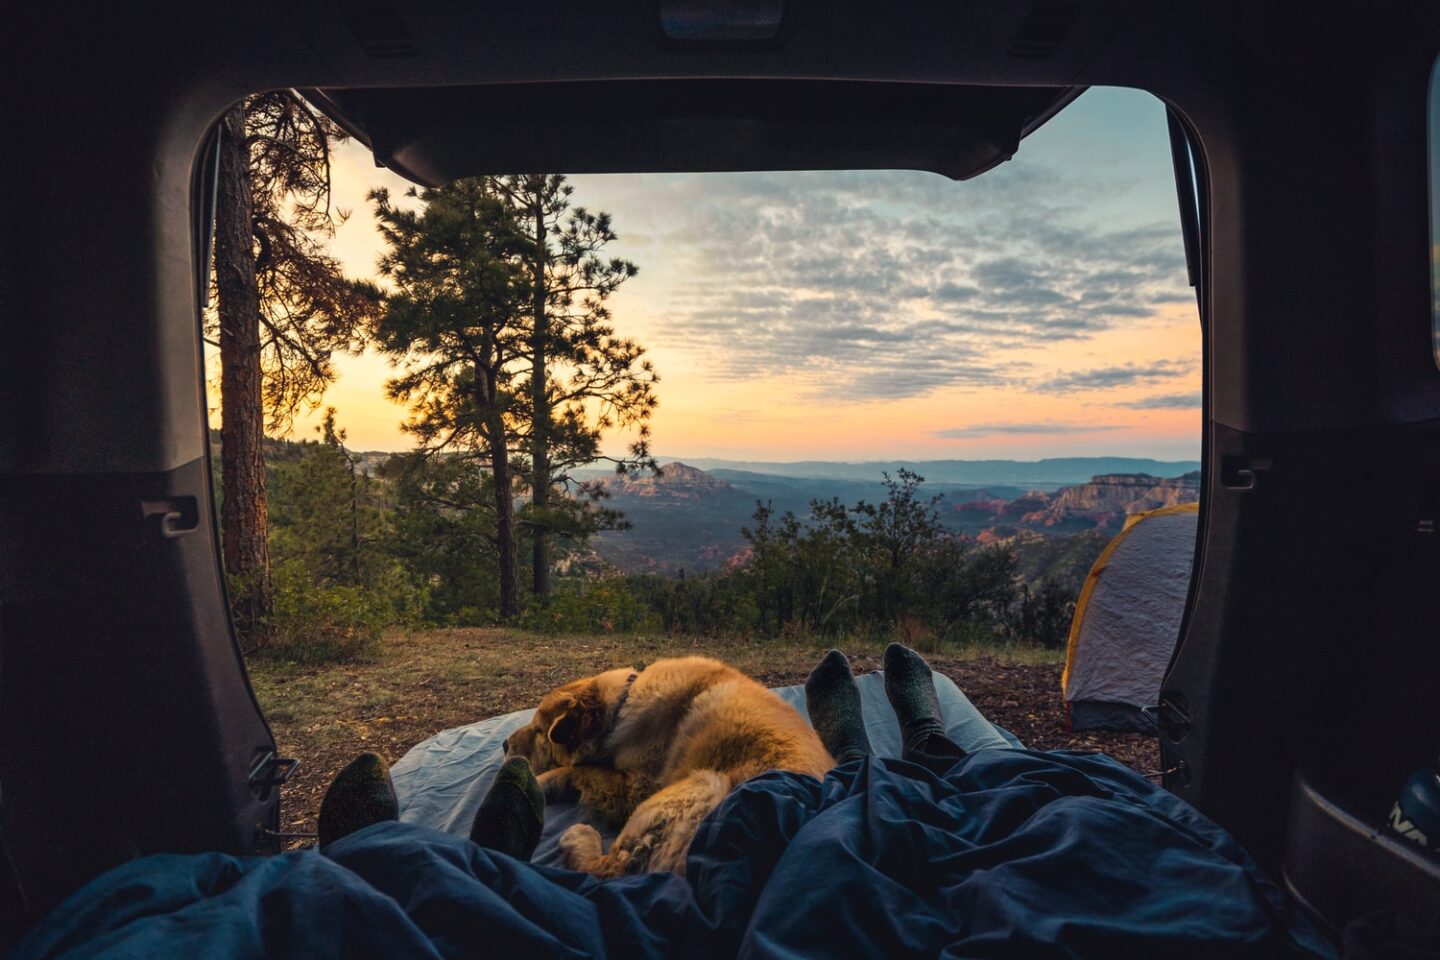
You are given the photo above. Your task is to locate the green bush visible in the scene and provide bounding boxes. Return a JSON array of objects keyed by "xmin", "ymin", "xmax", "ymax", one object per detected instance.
[
  {"xmin": 519, "ymin": 578, "xmax": 662, "ymax": 635},
  {"xmin": 940, "ymin": 618, "xmax": 1009, "ymax": 649},
  {"xmin": 252, "ymin": 560, "xmax": 389, "ymax": 663},
  {"xmin": 444, "ymin": 605, "xmax": 495, "ymax": 628},
  {"xmin": 625, "ymin": 573, "xmax": 760, "ymax": 637},
  {"xmin": 363, "ymin": 560, "xmax": 433, "ymax": 630}
]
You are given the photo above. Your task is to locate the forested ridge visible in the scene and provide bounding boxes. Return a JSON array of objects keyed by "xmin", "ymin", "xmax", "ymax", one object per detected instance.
[{"xmin": 214, "ymin": 428, "xmax": 1176, "ymax": 659}]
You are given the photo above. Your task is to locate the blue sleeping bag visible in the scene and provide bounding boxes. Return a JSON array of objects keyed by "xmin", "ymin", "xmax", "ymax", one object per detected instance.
[{"xmin": 14, "ymin": 750, "xmax": 1335, "ymax": 959}]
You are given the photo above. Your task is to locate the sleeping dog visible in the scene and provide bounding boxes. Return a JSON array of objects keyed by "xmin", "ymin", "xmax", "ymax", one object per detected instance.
[{"xmin": 503, "ymin": 656, "xmax": 834, "ymax": 877}]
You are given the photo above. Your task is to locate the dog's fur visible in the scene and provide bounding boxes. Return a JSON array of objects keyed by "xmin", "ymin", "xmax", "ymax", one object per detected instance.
[{"xmin": 504, "ymin": 655, "xmax": 834, "ymax": 877}]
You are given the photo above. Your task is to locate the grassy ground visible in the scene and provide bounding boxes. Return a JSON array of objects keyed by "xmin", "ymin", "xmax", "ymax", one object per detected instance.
[{"xmin": 248, "ymin": 629, "xmax": 1159, "ymax": 838}]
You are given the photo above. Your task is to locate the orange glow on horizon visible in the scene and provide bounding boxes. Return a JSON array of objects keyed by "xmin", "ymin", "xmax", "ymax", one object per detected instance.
[{"xmin": 208, "ymin": 114, "xmax": 1202, "ymax": 463}]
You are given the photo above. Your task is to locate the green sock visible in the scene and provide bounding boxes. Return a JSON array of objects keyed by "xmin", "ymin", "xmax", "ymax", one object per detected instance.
[
  {"xmin": 883, "ymin": 643, "xmax": 945, "ymax": 755},
  {"xmin": 470, "ymin": 757, "xmax": 546, "ymax": 861},
  {"xmin": 317, "ymin": 752, "xmax": 399, "ymax": 850},
  {"xmin": 805, "ymin": 650, "xmax": 873, "ymax": 764}
]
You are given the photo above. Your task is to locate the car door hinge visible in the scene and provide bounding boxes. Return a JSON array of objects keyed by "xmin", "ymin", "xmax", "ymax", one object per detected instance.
[
  {"xmin": 1142, "ymin": 696, "xmax": 1191, "ymax": 738},
  {"xmin": 248, "ymin": 751, "xmax": 299, "ymax": 799}
]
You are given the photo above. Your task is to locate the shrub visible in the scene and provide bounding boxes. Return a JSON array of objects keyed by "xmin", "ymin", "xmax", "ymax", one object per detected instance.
[
  {"xmin": 940, "ymin": 618, "xmax": 1009, "ymax": 649},
  {"xmin": 363, "ymin": 560, "xmax": 432, "ymax": 629},
  {"xmin": 897, "ymin": 615, "xmax": 942, "ymax": 654},
  {"xmin": 444, "ymin": 605, "xmax": 495, "ymax": 628},
  {"xmin": 626, "ymin": 573, "xmax": 760, "ymax": 637},
  {"xmin": 518, "ymin": 578, "xmax": 662, "ymax": 635},
  {"xmin": 250, "ymin": 560, "xmax": 388, "ymax": 663}
]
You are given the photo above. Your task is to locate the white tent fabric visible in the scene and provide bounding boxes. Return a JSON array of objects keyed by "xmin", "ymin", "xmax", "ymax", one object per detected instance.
[{"xmin": 1062, "ymin": 504, "xmax": 1198, "ymax": 732}]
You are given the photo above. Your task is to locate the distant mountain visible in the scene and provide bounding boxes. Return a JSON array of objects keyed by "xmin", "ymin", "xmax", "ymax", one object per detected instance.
[
  {"xmin": 705, "ymin": 470, "xmax": 1028, "ymax": 513},
  {"xmin": 954, "ymin": 472, "xmax": 1201, "ymax": 540},
  {"xmin": 656, "ymin": 457, "xmax": 1202, "ymax": 488},
  {"xmin": 601, "ymin": 462, "xmax": 740, "ymax": 500},
  {"xmin": 589, "ymin": 463, "xmax": 758, "ymax": 574},
  {"xmin": 588, "ymin": 462, "xmax": 1201, "ymax": 576}
]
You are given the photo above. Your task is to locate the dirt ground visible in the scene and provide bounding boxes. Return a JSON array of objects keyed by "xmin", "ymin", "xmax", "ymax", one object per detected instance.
[{"xmin": 248, "ymin": 629, "xmax": 1160, "ymax": 839}]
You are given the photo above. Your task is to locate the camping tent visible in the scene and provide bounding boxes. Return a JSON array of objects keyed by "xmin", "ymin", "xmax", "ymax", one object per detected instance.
[{"xmin": 1062, "ymin": 503, "xmax": 1199, "ymax": 733}]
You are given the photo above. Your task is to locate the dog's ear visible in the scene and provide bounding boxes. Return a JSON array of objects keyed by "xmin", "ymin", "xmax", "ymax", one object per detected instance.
[{"xmin": 546, "ymin": 686, "xmax": 605, "ymax": 749}]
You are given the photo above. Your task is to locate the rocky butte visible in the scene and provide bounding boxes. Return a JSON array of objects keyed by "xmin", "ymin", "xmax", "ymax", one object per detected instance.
[
  {"xmin": 957, "ymin": 472, "xmax": 1200, "ymax": 540},
  {"xmin": 601, "ymin": 462, "xmax": 740, "ymax": 501}
]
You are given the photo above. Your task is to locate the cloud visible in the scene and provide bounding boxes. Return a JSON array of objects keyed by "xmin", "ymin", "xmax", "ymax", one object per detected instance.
[
  {"xmin": 1034, "ymin": 360, "xmax": 1194, "ymax": 393},
  {"xmin": 932, "ymin": 282, "xmax": 980, "ymax": 301},
  {"xmin": 932, "ymin": 422, "xmax": 1127, "ymax": 439},
  {"xmin": 1117, "ymin": 391, "xmax": 1203, "ymax": 409},
  {"xmin": 633, "ymin": 165, "xmax": 1191, "ymax": 401}
]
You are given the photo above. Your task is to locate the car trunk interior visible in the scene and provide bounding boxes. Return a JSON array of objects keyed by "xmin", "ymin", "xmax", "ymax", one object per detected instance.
[{"xmin": 2, "ymin": 0, "xmax": 1440, "ymax": 948}]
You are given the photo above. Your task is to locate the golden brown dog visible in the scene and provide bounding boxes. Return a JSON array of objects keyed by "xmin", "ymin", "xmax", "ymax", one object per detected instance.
[{"xmin": 503, "ymin": 655, "xmax": 833, "ymax": 877}]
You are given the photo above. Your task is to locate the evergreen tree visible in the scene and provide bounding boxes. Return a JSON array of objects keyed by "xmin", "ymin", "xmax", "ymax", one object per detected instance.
[
  {"xmin": 916, "ymin": 538, "xmax": 1021, "ymax": 641},
  {"xmin": 1013, "ymin": 576, "xmax": 1077, "ymax": 648},
  {"xmin": 733, "ymin": 471, "xmax": 1027, "ymax": 642},
  {"xmin": 211, "ymin": 92, "xmax": 380, "ymax": 643},
  {"xmin": 368, "ymin": 180, "xmax": 530, "ymax": 618},
  {"xmin": 267, "ymin": 409, "xmax": 375, "ymax": 587},
  {"xmin": 379, "ymin": 452, "xmax": 504, "ymax": 623},
  {"xmin": 850, "ymin": 469, "xmax": 945, "ymax": 624},
  {"xmin": 488, "ymin": 175, "xmax": 659, "ymax": 601}
]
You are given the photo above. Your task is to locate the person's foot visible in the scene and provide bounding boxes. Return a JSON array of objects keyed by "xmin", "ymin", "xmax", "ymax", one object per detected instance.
[
  {"xmin": 317, "ymin": 752, "xmax": 399, "ymax": 850},
  {"xmin": 470, "ymin": 757, "xmax": 546, "ymax": 861},
  {"xmin": 805, "ymin": 650, "xmax": 873, "ymax": 764},
  {"xmin": 883, "ymin": 643, "xmax": 945, "ymax": 755}
]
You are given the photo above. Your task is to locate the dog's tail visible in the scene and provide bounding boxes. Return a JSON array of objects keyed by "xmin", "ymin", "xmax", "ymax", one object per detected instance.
[{"xmin": 724, "ymin": 760, "xmax": 778, "ymax": 789}]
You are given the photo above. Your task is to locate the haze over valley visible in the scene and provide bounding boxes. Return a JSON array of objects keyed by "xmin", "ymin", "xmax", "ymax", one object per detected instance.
[{"xmin": 580, "ymin": 457, "xmax": 1200, "ymax": 578}]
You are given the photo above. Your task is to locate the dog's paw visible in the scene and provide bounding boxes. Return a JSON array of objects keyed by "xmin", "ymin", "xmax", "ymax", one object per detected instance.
[
  {"xmin": 537, "ymin": 767, "xmax": 579, "ymax": 802},
  {"xmin": 558, "ymin": 823, "xmax": 604, "ymax": 871}
]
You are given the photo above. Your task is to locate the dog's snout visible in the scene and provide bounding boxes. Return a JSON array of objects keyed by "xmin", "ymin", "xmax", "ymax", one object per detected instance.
[{"xmin": 501, "ymin": 736, "xmax": 510, "ymax": 754}]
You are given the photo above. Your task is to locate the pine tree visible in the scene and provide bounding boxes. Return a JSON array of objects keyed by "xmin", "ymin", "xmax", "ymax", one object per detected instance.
[
  {"xmin": 851, "ymin": 469, "xmax": 945, "ymax": 624},
  {"xmin": 378, "ymin": 452, "xmax": 503, "ymax": 623},
  {"xmin": 368, "ymin": 180, "xmax": 530, "ymax": 618},
  {"xmin": 211, "ymin": 92, "xmax": 380, "ymax": 643},
  {"xmin": 267, "ymin": 409, "xmax": 376, "ymax": 588},
  {"xmin": 487, "ymin": 175, "xmax": 659, "ymax": 601}
]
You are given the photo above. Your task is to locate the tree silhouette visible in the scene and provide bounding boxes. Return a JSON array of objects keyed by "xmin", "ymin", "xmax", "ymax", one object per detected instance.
[
  {"xmin": 851, "ymin": 469, "xmax": 945, "ymax": 624},
  {"xmin": 368, "ymin": 180, "xmax": 530, "ymax": 618},
  {"xmin": 211, "ymin": 91, "xmax": 380, "ymax": 642},
  {"xmin": 487, "ymin": 175, "xmax": 658, "ymax": 602}
]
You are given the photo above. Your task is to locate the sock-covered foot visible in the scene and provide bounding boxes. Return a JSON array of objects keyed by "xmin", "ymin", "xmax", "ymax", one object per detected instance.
[
  {"xmin": 470, "ymin": 757, "xmax": 545, "ymax": 860},
  {"xmin": 805, "ymin": 650, "xmax": 873, "ymax": 764},
  {"xmin": 317, "ymin": 752, "xmax": 399, "ymax": 850},
  {"xmin": 883, "ymin": 643, "xmax": 945, "ymax": 755}
]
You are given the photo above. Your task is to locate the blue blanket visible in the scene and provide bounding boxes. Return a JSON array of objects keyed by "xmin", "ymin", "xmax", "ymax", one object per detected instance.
[{"xmin": 15, "ymin": 750, "xmax": 1335, "ymax": 959}]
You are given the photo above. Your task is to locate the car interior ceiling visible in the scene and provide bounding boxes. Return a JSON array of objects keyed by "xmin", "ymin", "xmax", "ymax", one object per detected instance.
[{"xmin": 2, "ymin": 0, "xmax": 1440, "ymax": 948}]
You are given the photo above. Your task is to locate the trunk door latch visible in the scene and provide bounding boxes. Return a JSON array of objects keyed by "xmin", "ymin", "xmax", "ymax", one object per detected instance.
[
  {"xmin": 1142, "ymin": 695, "xmax": 1192, "ymax": 739},
  {"xmin": 248, "ymin": 750, "xmax": 299, "ymax": 800}
]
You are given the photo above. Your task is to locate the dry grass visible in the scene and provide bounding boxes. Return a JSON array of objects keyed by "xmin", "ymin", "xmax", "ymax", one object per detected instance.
[{"xmin": 248, "ymin": 628, "xmax": 1156, "ymax": 838}]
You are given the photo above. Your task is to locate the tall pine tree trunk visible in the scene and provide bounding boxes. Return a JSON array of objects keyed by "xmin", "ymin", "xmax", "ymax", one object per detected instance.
[
  {"xmin": 215, "ymin": 102, "xmax": 272, "ymax": 643},
  {"xmin": 528, "ymin": 197, "xmax": 552, "ymax": 601},
  {"xmin": 487, "ymin": 411, "xmax": 521, "ymax": 618}
]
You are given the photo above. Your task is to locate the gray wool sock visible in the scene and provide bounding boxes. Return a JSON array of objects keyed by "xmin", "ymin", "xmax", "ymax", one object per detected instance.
[
  {"xmin": 805, "ymin": 650, "xmax": 873, "ymax": 764},
  {"xmin": 470, "ymin": 757, "xmax": 546, "ymax": 861},
  {"xmin": 317, "ymin": 752, "xmax": 399, "ymax": 851},
  {"xmin": 882, "ymin": 643, "xmax": 944, "ymax": 755}
]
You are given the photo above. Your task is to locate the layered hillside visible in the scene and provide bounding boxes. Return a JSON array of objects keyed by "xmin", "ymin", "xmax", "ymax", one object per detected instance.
[
  {"xmin": 954, "ymin": 472, "xmax": 1200, "ymax": 540},
  {"xmin": 589, "ymin": 465, "xmax": 1201, "ymax": 575},
  {"xmin": 601, "ymin": 462, "xmax": 739, "ymax": 500},
  {"xmin": 590, "ymin": 463, "xmax": 758, "ymax": 574}
]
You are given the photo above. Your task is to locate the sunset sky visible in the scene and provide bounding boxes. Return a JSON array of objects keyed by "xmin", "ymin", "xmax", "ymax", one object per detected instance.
[{"xmin": 217, "ymin": 86, "xmax": 1201, "ymax": 461}]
